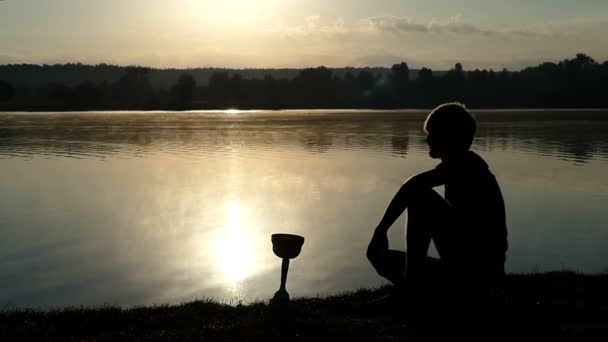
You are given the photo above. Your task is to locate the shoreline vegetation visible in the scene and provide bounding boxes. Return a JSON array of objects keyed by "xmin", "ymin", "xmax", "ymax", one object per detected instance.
[
  {"xmin": 1, "ymin": 272, "xmax": 607, "ymax": 341},
  {"xmin": 1, "ymin": 54, "xmax": 608, "ymax": 112}
]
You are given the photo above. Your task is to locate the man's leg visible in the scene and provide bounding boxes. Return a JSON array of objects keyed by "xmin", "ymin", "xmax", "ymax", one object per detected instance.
[
  {"xmin": 368, "ymin": 187, "xmax": 449, "ymax": 285},
  {"xmin": 405, "ymin": 187, "xmax": 450, "ymax": 281}
]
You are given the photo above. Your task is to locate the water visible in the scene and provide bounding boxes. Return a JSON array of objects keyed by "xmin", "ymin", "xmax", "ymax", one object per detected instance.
[{"xmin": 1, "ymin": 109, "xmax": 607, "ymax": 308}]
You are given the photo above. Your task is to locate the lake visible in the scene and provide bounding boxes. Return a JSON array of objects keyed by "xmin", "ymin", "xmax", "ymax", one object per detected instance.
[{"xmin": 1, "ymin": 109, "xmax": 607, "ymax": 308}]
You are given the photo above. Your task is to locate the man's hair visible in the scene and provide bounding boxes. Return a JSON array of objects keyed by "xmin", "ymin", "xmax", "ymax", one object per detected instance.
[{"xmin": 423, "ymin": 102, "xmax": 477, "ymax": 151}]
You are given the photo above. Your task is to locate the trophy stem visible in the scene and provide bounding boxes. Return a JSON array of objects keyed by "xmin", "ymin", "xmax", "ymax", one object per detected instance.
[{"xmin": 280, "ymin": 258, "xmax": 290, "ymax": 291}]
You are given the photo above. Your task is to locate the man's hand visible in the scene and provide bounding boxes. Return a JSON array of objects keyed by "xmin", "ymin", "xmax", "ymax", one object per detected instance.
[{"xmin": 367, "ymin": 229, "xmax": 389, "ymax": 259}]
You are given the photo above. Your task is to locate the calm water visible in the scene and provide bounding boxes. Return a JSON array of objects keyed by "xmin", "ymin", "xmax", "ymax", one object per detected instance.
[{"xmin": 1, "ymin": 110, "xmax": 607, "ymax": 308}]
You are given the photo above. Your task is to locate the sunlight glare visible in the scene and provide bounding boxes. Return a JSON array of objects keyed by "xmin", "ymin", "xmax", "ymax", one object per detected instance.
[
  {"xmin": 214, "ymin": 200, "xmax": 255, "ymax": 284},
  {"xmin": 188, "ymin": 0, "xmax": 279, "ymax": 30}
]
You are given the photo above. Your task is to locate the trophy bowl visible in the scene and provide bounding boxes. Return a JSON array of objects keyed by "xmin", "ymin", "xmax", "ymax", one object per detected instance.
[{"xmin": 271, "ymin": 234, "xmax": 305, "ymax": 259}]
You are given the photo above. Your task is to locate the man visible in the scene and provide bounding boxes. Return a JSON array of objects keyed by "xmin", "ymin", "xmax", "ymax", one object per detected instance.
[{"xmin": 367, "ymin": 103, "xmax": 508, "ymax": 298}]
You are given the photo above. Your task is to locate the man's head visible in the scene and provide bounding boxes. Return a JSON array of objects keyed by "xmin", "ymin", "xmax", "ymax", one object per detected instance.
[{"xmin": 423, "ymin": 102, "xmax": 477, "ymax": 159}]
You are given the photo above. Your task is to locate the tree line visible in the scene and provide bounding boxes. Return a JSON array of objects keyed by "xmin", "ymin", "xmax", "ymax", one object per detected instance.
[{"xmin": 0, "ymin": 54, "xmax": 606, "ymax": 110}]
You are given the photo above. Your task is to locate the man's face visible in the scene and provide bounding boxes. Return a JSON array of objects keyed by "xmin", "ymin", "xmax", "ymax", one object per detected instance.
[{"xmin": 425, "ymin": 130, "xmax": 444, "ymax": 159}]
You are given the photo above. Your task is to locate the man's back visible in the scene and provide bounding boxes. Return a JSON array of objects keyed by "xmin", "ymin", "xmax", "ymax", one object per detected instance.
[{"xmin": 435, "ymin": 151, "xmax": 508, "ymax": 280}]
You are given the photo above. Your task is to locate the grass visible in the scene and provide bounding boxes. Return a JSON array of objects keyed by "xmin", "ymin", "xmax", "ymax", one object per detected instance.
[{"xmin": 1, "ymin": 272, "xmax": 607, "ymax": 341}]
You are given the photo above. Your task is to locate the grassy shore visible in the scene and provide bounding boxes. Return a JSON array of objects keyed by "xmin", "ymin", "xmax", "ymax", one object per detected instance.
[{"xmin": 1, "ymin": 272, "xmax": 607, "ymax": 341}]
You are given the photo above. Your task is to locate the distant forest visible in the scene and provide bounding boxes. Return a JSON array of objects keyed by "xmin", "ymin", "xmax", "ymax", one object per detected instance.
[{"xmin": 0, "ymin": 54, "xmax": 606, "ymax": 110}]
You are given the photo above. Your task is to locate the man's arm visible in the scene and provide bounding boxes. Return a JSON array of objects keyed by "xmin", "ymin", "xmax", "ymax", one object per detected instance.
[{"xmin": 367, "ymin": 170, "xmax": 444, "ymax": 256}]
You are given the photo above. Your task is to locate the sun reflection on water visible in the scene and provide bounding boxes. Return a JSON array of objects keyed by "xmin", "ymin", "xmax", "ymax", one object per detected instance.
[{"xmin": 214, "ymin": 200, "xmax": 255, "ymax": 286}]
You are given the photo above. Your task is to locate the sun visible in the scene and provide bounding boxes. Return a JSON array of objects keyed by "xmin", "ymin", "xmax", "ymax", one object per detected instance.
[{"xmin": 188, "ymin": 0, "xmax": 279, "ymax": 30}]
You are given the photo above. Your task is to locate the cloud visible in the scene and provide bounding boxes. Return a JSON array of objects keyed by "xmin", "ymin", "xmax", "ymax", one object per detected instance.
[
  {"xmin": 267, "ymin": 14, "xmax": 560, "ymax": 43},
  {"xmin": 365, "ymin": 16, "xmax": 428, "ymax": 34},
  {"xmin": 364, "ymin": 14, "xmax": 556, "ymax": 38},
  {"xmin": 364, "ymin": 14, "xmax": 493, "ymax": 35},
  {"xmin": 267, "ymin": 16, "xmax": 347, "ymax": 39}
]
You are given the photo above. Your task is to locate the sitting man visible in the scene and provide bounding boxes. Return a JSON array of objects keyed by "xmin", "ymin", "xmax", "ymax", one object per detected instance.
[{"xmin": 367, "ymin": 103, "xmax": 508, "ymax": 303}]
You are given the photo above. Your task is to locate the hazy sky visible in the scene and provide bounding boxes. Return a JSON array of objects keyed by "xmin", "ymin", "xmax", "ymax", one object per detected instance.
[{"xmin": 1, "ymin": 0, "xmax": 607, "ymax": 69}]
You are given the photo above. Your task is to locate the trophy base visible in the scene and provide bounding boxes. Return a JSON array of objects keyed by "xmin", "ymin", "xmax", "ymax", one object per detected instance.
[{"xmin": 271, "ymin": 289, "xmax": 290, "ymax": 305}]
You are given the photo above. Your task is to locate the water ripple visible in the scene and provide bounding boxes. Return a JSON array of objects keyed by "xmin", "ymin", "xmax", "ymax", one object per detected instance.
[{"xmin": 0, "ymin": 110, "xmax": 607, "ymax": 163}]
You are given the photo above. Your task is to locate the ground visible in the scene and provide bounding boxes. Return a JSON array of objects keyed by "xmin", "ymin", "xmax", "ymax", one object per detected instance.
[{"xmin": 1, "ymin": 272, "xmax": 607, "ymax": 341}]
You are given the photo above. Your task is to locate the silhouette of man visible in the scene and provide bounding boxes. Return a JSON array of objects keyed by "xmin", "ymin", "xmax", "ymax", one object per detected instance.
[{"xmin": 367, "ymin": 103, "xmax": 508, "ymax": 301}]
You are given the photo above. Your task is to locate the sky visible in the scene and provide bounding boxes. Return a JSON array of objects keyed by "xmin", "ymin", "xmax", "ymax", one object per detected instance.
[{"xmin": 1, "ymin": 0, "xmax": 607, "ymax": 69}]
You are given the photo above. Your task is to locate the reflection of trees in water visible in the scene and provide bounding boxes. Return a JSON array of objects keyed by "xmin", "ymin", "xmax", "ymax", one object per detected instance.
[
  {"xmin": 296, "ymin": 127, "xmax": 333, "ymax": 154},
  {"xmin": 390, "ymin": 124, "xmax": 411, "ymax": 158},
  {"xmin": 1, "ymin": 112, "xmax": 607, "ymax": 163},
  {"xmin": 475, "ymin": 120, "xmax": 608, "ymax": 163}
]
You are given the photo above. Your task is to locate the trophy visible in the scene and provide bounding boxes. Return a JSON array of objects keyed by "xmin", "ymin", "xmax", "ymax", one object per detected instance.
[{"xmin": 271, "ymin": 234, "xmax": 305, "ymax": 304}]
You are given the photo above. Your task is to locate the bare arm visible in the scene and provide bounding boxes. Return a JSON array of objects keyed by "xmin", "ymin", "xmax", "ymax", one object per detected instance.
[{"xmin": 367, "ymin": 170, "xmax": 443, "ymax": 256}]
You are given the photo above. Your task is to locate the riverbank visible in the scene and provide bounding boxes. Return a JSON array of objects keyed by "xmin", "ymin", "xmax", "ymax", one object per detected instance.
[{"xmin": 1, "ymin": 272, "xmax": 607, "ymax": 341}]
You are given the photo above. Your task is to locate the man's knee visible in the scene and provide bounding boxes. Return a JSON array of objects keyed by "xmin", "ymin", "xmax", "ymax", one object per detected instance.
[
  {"xmin": 410, "ymin": 188, "xmax": 445, "ymax": 209},
  {"xmin": 408, "ymin": 188, "xmax": 449, "ymax": 222}
]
